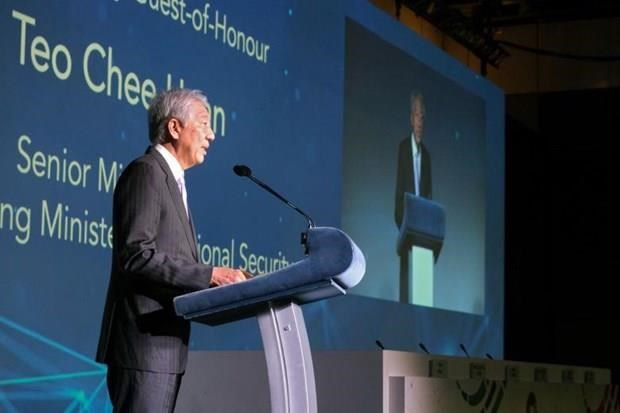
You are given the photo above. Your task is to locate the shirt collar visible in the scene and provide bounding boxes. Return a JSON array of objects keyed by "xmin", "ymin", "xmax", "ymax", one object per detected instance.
[
  {"xmin": 154, "ymin": 144, "xmax": 184, "ymax": 182},
  {"xmin": 410, "ymin": 132, "xmax": 420, "ymax": 156}
]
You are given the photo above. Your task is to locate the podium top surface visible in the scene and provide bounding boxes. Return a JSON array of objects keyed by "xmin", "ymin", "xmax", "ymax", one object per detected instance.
[
  {"xmin": 397, "ymin": 193, "xmax": 446, "ymax": 255},
  {"xmin": 174, "ymin": 227, "xmax": 365, "ymax": 324}
]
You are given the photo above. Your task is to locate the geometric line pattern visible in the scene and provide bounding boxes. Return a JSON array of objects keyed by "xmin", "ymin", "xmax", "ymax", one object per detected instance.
[{"xmin": 0, "ymin": 316, "xmax": 111, "ymax": 412}]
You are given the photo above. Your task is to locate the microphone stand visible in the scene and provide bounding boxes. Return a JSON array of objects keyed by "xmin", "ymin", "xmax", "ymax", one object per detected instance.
[{"xmin": 234, "ymin": 165, "xmax": 315, "ymax": 254}]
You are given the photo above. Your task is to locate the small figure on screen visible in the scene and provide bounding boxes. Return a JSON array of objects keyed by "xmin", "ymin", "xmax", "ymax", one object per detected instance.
[
  {"xmin": 96, "ymin": 88, "xmax": 247, "ymax": 413},
  {"xmin": 394, "ymin": 90, "xmax": 433, "ymax": 228},
  {"xmin": 394, "ymin": 91, "xmax": 435, "ymax": 304}
]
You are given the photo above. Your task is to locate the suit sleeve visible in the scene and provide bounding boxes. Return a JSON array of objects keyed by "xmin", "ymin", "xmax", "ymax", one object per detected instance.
[
  {"xmin": 113, "ymin": 161, "xmax": 213, "ymax": 293},
  {"xmin": 424, "ymin": 147, "xmax": 433, "ymax": 200}
]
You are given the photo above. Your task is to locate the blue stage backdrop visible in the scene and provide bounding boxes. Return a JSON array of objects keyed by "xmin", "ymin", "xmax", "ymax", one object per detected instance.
[{"xmin": 0, "ymin": 1, "xmax": 504, "ymax": 411}]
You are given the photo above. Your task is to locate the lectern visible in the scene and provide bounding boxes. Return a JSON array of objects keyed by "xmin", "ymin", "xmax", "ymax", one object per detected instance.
[
  {"xmin": 174, "ymin": 227, "xmax": 365, "ymax": 413},
  {"xmin": 397, "ymin": 193, "xmax": 445, "ymax": 305}
]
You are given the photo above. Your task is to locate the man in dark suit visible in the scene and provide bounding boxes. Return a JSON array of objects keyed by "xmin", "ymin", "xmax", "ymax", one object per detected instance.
[
  {"xmin": 394, "ymin": 91, "xmax": 433, "ymax": 303},
  {"xmin": 96, "ymin": 88, "xmax": 246, "ymax": 412},
  {"xmin": 394, "ymin": 91, "xmax": 432, "ymax": 227}
]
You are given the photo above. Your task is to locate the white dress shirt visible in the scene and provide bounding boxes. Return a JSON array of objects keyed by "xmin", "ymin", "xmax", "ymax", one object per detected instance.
[
  {"xmin": 154, "ymin": 144, "xmax": 188, "ymax": 216},
  {"xmin": 410, "ymin": 132, "xmax": 422, "ymax": 196}
]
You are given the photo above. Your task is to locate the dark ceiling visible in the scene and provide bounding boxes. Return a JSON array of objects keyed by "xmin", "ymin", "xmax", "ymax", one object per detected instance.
[
  {"xmin": 396, "ymin": 0, "xmax": 620, "ymax": 68},
  {"xmin": 438, "ymin": 0, "xmax": 620, "ymax": 26}
]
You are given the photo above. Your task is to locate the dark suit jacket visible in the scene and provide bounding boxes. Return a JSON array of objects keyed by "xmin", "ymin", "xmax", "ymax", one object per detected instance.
[
  {"xmin": 96, "ymin": 147, "xmax": 213, "ymax": 374},
  {"xmin": 394, "ymin": 137, "xmax": 432, "ymax": 227}
]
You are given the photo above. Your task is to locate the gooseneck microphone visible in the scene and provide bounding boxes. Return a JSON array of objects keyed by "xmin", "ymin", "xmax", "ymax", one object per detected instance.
[
  {"xmin": 233, "ymin": 164, "xmax": 315, "ymax": 229},
  {"xmin": 459, "ymin": 343, "xmax": 471, "ymax": 358},
  {"xmin": 418, "ymin": 342, "xmax": 430, "ymax": 354}
]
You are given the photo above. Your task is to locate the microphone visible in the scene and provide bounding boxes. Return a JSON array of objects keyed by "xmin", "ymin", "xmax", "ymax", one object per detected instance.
[
  {"xmin": 233, "ymin": 164, "xmax": 315, "ymax": 229},
  {"xmin": 459, "ymin": 343, "xmax": 471, "ymax": 358},
  {"xmin": 233, "ymin": 164, "xmax": 252, "ymax": 177},
  {"xmin": 418, "ymin": 342, "xmax": 430, "ymax": 354},
  {"xmin": 375, "ymin": 340, "xmax": 385, "ymax": 350}
]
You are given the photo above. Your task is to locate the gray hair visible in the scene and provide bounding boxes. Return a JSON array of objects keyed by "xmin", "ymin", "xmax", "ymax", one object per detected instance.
[
  {"xmin": 148, "ymin": 89, "xmax": 209, "ymax": 145},
  {"xmin": 409, "ymin": 90, "xmax": 425, "ymax": 114}
]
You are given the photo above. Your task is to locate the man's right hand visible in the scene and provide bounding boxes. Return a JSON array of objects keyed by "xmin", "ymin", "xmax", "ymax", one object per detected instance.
[{"xmin": 210, "ymin": 267, "xmax": 247, "ymax": 286}]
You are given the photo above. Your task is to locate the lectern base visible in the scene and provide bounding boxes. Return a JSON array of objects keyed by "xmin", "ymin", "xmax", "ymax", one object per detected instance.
[
  {"xmin": 257, "ymin": 301, "xmax": 317, "ymax": 413},
  {"xmin": 400, "ymin": 246, "xmax": 434, "ymax": 306}
]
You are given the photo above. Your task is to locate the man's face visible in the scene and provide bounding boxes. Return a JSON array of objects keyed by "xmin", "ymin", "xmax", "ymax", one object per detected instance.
[
  {"xmin": 175, "ymin": 100, "xmax": 214, "ymax": 169},
  {"xmin": 410, "ymin": 98, "xmax": 425, "ymax": 144}
]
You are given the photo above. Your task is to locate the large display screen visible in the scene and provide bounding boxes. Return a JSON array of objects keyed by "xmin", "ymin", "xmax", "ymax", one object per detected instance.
[
  {"xmin": 1, "ymin": 1, "xmax": 504, "ymax": 411},
  {"xmin": 343, "ymin": 19, "xmax": 488, "ymax": 315}
]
